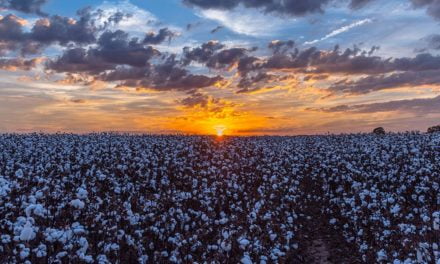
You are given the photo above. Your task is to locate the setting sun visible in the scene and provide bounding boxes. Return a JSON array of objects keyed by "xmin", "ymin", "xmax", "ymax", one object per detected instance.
[{"xmin": 214, "ymin": 125, "xmax": 226, "ymax": 136}]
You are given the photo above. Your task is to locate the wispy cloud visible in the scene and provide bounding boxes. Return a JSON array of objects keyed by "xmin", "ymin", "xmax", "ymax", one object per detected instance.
[
  {"xmin": 95, "ymin": 1, "xmax": 182, "ymax": 35},
  {"xmin": 197, "ymin": 8, "xmax": 295, "ymax": 37},
  {"xmin": 304, "ymin": 18, "xmax": 373, "ymax": 45}
]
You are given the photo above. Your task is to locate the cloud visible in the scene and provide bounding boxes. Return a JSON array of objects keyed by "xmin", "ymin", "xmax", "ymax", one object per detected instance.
[
  {"xmin": 182, "ymin": 40, "xmax": 250, "ymax": 70},
  {"xmin": 423, "ymin": 34, "xmax": 440, "ymax": 50},
  {"xmin": 93, "ymin": 0, "xmax": 182, "ymax": 37},
  {"xmin": 95, "ymin": 30, "xmax": 159, "ymax": 67},
  {"xmin": 179, "ymin": 92, "xmax": 209, "ymax": 107},
  {"xmin": 349, "ymin": 0, "xmax": 375, "ymax": 9},
  {"xmin": 258, "ymin": 45, "xmax": 392, "ymax": 75},
  {"xmin": 0, "ymin": 57, "xmax": 40, "ymax": 70},
  {"xmin": 210, "ymin": 25, "xmax": 223, "ymax": 34},
  {"xmin": 328, "ymin": 70, "xmax": 440, "ymax": 94},
  {"xmin": 268, "ymin": 40, "xmax": 295, "ymax": 54},
  {"xmin": 0, "ymin": 0, "xmax": 47, "ymax": 16},
  {"xmin": 196, "ymin": 7, "xmax": 295, "ymax": 36},
  {"xmin": 318, "ymin": 95, "xmax": 440, "ymax": 114},
  {"xmin": 393, "ymin": 53, "xmax": 440, "ymax": 71},
  {"xmin": 248, "ymin": 45, "xmax": 440, "ymax": 75},
  {"xmin": 143, "ymin": 28, "xmax": 176, "ymax": 45},
  {"xmin": 236, "ymin": 72, "xmax": 288, "ymax": 93},
  {"xmin": 30, "ymin": 14, "xmax": 97, "ymax": 46},
  {"xmin": 70, "ymin": 98, "xmax": 86, "ymax": 104},
  {"xmin": 304, "ymin": 18, "xmax": 373, "ymax": 45},
  {"xmin": 237, "ymin": 56, "xmax": 263, "ymax": 77},
  {"xmin": 120, "ymin": 72, "xmax": 222, "ymax": 92},
  {"xmin": 99, "ymin": 66, "xmax": 150, "ymax": 82},
  {"xmin": 184, "ymin": 0, "xmax": 332, "ymax": 17},
  {"xmin": 47, "ymin": 48, "xmax": 114, "ymax": 74},
  {"xmin": 410, "ymin": 0, "xmax": 440, "ymax": 20},
  {"xmin": 0, "ymin": 14, "xmax": 33, "ymax": 55},
  {"xmin": 303, "ymin": 74, "xmax": 329, "ymax": 81},
  {"xmin": 47, "ymin": 30, "xmax": 160, "ymax": 74}
]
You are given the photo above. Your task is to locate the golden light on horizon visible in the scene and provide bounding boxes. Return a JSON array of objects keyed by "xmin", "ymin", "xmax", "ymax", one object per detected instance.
[{"xmin": 214, "ymin": 125, "xmax": 226, "ymax": 137}]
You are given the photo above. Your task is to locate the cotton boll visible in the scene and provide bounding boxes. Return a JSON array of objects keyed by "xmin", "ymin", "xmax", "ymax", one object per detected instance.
[
  {"xmin": 1, "ymin": 235, "xmax": 11, "ymax": 244},
  {"xmin": 33, "ymin": 244, "xmax": 47, "ymax": 258},
  {"xmin": 20, "ymin": 247, "xmax": 30, "ymax": 259},
  {"xmin": 19, "ymin": 222, "xmax": 36, "ymax": 241},
  {"xmin": 76, "ymin": 187, "xmax": 88, "ymax": 199},
  {"xmin": 25, "ymin": 203, "xmax": 46, "ymax": 217},
  {"xmin": 238, "ymin": 237, "xmax": 250, "ymax": 249},
  {"xmin": 241, "ymin": 253, "xmax": 253, "ymax": 264},
  {"xmin": 70, "ymin": 199, "xmax": 85, "ymax": 209},
  {"xmin": 15, "ymin": 169, "xmax": 24, "ymax": 179}
]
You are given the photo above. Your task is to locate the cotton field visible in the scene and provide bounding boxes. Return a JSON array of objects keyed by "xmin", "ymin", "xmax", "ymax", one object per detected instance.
[{"xmin": 0, "ymin": 133, "xmax": 439, "ymax": 263}]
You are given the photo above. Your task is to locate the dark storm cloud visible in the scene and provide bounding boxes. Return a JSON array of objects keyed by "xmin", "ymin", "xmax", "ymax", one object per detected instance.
[
  {"xmin": 206, "ymin": 48, "xmax": 248, "ymax": 69},
  {"xmin": 182, "ymin": 40, "xmax": 225, "ymax": 65},
  {"xmin": 0, "ymin": 57, "xmax": 39, "ymax": 70},
  {"xmin": 0, "ymin": 14, "xmax": 25, "ymax": 42},
  {"xmin": 268, "ymin": 40, "xmax": 295, "ymax": 54},
  {"xmin": 327, "ymin": 70, "xmax": 440, "ymax": 94},
  {"xmin": 143, "ymin": 28, "xmax": 176, "ymax": 45},
  {"xmin": 47, "ymin": 30, "xmax": 160, "ymax": 73},
  {"xmin": 0, "ymin": 14, "xmax": 31, "ymax": 55},
  {"xmin": 393, "ymin": 53, "xmax": 440, "ymax": 71},
  {"xmin": 46, "ymin": 48, "xmax": 114, "ymax": 74},
  {"xmin": 94, "ymin": 30, "xmax": 159, "ymax": 67},
  {"xmin": 183, "ymin": 41, "xmax": 250, "ymax": 70},
  {"xmin": 29, "ymin": 7, "xmax": 134, "ymax": 46},
  {"xmin": 318, "ymin": 95, "xmax": 440, "ymax": 114},
  {"xmin": 30, "ymin": 15, "xmax": 96, "ymax": 46},
  {"xmin": 237, "ymin": 56, "xmax": 263, "ymax": 76},
  {"xmin": 0, "ymin": 0, "xmax": 47, "ymax": 16},
  {"xmin": 0, "ymin": 13, "xmax": 94, "ymax": 55}
]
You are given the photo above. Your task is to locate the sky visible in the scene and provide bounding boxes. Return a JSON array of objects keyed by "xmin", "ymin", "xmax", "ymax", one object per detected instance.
[{"xmin": 0, "ymin": 0, "xmax": 439, "ymax": 135}]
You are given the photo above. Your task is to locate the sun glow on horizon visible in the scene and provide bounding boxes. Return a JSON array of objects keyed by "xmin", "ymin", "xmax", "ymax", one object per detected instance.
[{"xmin": 214, "ymin": 125, "xmax": 226, "ymax": 136}]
